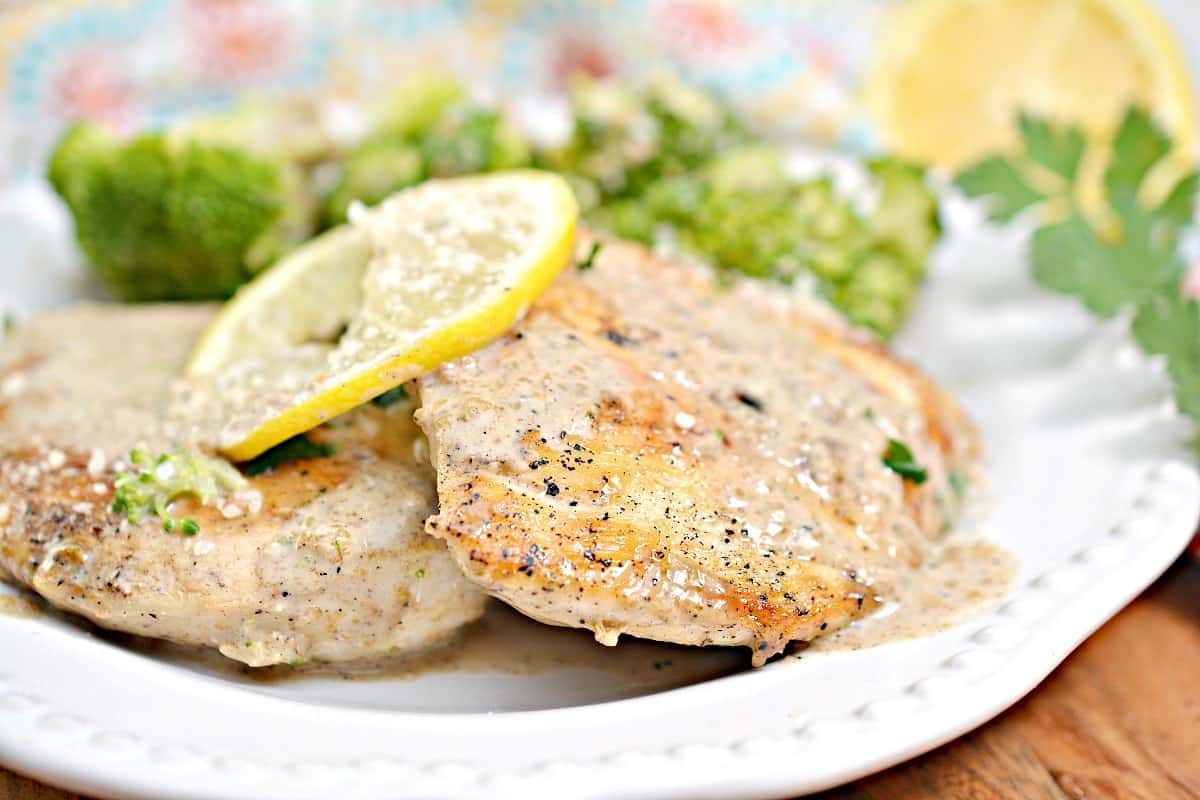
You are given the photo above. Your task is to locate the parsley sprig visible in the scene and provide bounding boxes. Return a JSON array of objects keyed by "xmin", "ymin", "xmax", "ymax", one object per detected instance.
[
  {"xmin": 882, "ymin": 438, "xmax": 927, "ymax": 484},
  {"xmin": 956, "ymin": 107, "xmax": 1200, "ymax": 423},
  {"xmin": 243, "ymin": 434, "xmax": 334, "ymax": 477}
]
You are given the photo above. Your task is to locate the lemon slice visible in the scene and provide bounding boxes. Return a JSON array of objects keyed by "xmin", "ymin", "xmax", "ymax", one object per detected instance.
[
  {"xmin": 865, "ymin": 0, "xmax": 1198, "ymax": 169},
  {"xmin": 185, "ymin": 170, "xmax": 578, "ymax": 461}
]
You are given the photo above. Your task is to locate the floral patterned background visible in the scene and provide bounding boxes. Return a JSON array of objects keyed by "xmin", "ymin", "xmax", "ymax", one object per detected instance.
[
  {"xmin": 1, "ymin": 0, "xmax": 1199, "ymax": 183},
  {"xmin": 2, "ymin": 0, "xmax": 1199, "ymax": 183},
  {"xmin": 0, "ymin": 0, "xmax": 893, "ymax": 181}
]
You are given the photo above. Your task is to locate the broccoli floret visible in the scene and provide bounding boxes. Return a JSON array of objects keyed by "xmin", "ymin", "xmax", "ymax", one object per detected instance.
[
  {"xmin": 367, "ymin": 72, "xmax": 465, "ymax": 139},
  {"xmin": 52, "ymin": 127, "xmax": 181, "ymax": 300},
  {"xmin": 865, "ymin": 157, "xmax": 942, "ymax": 263},
  {"xmin": 322, "ymin": 103, "xmax": 530, "ymax": 225},
  {"xmin": 48, "ymin": 118, "xmax": 319, "ymax": 301},
  {"xmin": 535, "ymin": 77, "xmax": 944, "ymax": 338},
  {"xmin": 323, "ymin": 137, "xmax": 424, "ymax": 225},
  {"xmin": 165, "ymin": 141, "xmax": 286, "ymax": 293},
  {"xmin": 704, "ymin": 145, "xmax": 786, "ymax": 194},
  {"xmin": 47, "ymin": 121, "xmax": 113, "ymax": 201},
  {"xmin": 540, "ymin": 75, "xmax": 748, "ymax": 201},
  {"xmin": 179, "ymin": 95, "xmax": 333, "ymax": 164},
  {"xmin": 583, "ymin": 156, "xmax": 935, "ymax": 337},
  {"xmin": 421, "ymin": 108, "xmax": 530, "ymax": 177}
]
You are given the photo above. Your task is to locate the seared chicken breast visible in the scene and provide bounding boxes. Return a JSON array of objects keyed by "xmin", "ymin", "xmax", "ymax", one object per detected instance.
[
  {"xmin": 417, "ymin": 236, "xmax": 977, "ymax": 665},
  {"xmin": 0, "ymin": 305, "xmax": 485, "ymax": 666}
]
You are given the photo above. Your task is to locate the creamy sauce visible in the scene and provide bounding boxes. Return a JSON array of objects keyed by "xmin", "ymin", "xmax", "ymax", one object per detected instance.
[
  {"xmin": 810, "ymin": 539, "xmax": 1017, "ymax": 651},
  {"xmin": 0, "ymin": 593, "xmax": 43, "ymax": 619},
  {"xmin": 109, "ymin": 600, "xmax": 746, "ymax": 689},
  {"xmin": 418, "ymin": 237, "xmax": 991, "ymax": 661},
  {"xmin": 0, "ymin": 304, "xmax": 217, "ymax": 457},
  {"xmin": 0, "ymin": 307, "xmax": 487, "ymax": 667},
  {"xmin": 2, "ymin": 289, "xmax": 1013, "ymax": 673}
]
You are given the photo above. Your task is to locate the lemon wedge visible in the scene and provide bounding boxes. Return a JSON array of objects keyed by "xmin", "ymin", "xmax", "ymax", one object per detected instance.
[
  {"xmin": 185, "ymin": 170, "xmax": 578, "ymax": 461},
  {"xmin": 865, "ymin": 0, "xmax": 1198, "ymax": 169}
]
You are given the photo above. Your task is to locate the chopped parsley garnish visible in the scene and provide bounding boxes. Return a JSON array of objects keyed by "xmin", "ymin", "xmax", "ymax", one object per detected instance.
[
  {"xmin": 577, "ymin": 241, "xmax": 602, "ymax": 272},
  {"xmin": 111, "ymin": 449, "xmax": 246, "ymax": 533},
  {"xmin": 415, "ymin": 568, "xmax": 426, "ymax": 579},
  {"xmin": 243, "ymin": 434, "xmax": 334, "ymax": 477},
  {"xmin": 161, "ymin": 516, "xmax": 200, "ymax": 534},
  {"xmin": 956, "ymin": 107, "xmax": 1200, "ymax": 424},
  {"xmin": 882, "ymin": 439, "xmax": 927, "ymax": 484},
  {"xmin": 371, "ymin": 385, "xmax": 409, "ymax": 408}
]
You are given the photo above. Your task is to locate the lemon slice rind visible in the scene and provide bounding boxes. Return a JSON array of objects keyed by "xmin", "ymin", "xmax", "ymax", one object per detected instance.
[{"xmin": 186, "ymin": 170, "xmax": 578, "ymax": 462}]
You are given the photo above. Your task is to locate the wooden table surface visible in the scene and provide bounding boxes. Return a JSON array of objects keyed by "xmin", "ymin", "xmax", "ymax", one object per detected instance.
[{"xmin": 4, "ymin": 557, "xmax": 1197, "ymax": 800}]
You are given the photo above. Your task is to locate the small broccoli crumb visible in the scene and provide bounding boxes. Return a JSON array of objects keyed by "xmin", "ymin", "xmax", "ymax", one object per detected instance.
[
  {"xmin": 111, "ymin": 449, "xmax": 247, "ymax": 533},
  {"xmin": 577, "ymin": 241, "xmax": 602, "ymax": 272},
  {"xmin": 371, "ymin": 385, "xmax": 409, "ymax": 408},
  {"xmin": 243, "ymin": 434, "xmax": 334, "ymax": 476}
]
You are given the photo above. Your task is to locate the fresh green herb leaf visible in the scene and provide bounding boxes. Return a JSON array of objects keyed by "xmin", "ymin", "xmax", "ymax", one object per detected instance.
[
  {"xmin": 959, "ymin": 105, "xmax": 1200, "ymax": 427},
  {"xmin": 882, "ymin": 438, "xmax": 927, "ymax": 484},
  {"xmin": 1018, "ymin": 113, "xmax": 1085, "ymax": 180},
  {"xmin": 1157, "ymin": 171, "xmax": 1200, "ymax": 233},
  {"xmin": 371, "ymin": 385, "xmax": 409, "ymax": 408},
  {"xmin": 243, "ymin": 434, "xmax": 334, "ymax": 476},
  {"xmin": 1030, "ymin": 203, "xmax": 1184, "ymax": 319},
  {"xmin": 1104, "ymin": 107, "xmax": 1171, "ymax": 203},
  {"xmin": 955, "ymin": 155, "xmax": 1045, "ymax": 222},
  {"xmin": 578, "ymin": 241, "xmax": 602, "ymax": 271},
  {"xmin": 1130, "ymin": 289, "xmax": 1200, "ymax": 422},
  {"xmin": 415, "ymin": 568, "xmax": 426, "ymax": 579},
  {"xmin": 1132, "ymin": 287, "xmax": 1200, "ymax": 359}
]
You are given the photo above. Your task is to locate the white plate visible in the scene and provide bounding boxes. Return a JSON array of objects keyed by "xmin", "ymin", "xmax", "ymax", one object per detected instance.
[{"xmin": 0, "ymin": 184, "xmax": 1197, "ymax": 800}]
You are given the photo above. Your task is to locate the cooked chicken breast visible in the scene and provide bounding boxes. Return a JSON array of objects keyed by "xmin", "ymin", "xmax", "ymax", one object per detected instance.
[
  {"xmin": 417, "ymin": 236, "xmax": 977, "ymax": 665},
  {"xmin": 0, "ymin": 305, "xmax": 485, "ymax": 667}
]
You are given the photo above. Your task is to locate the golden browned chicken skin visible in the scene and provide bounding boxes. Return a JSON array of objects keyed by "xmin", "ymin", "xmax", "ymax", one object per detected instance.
[{"xmin": 417, "ymin": 236, "xmax": 977, "ymax": 665}]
